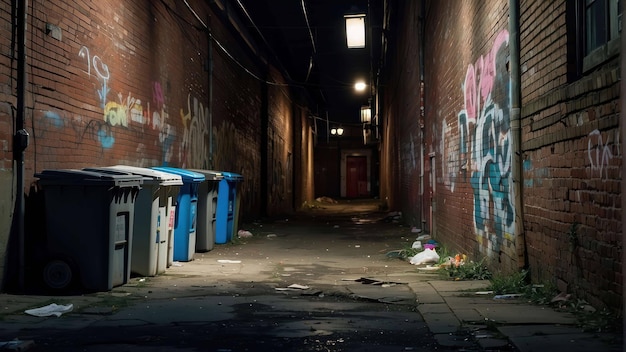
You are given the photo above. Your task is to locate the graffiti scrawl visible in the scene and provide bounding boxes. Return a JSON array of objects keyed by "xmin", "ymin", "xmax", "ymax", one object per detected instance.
[{"xmin": 456, "ymin": 30, "xmax": 514, "ymax": 255}]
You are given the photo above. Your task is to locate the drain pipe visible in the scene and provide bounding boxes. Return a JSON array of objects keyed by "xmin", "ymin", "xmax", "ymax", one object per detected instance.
[
  {"xmin": 14, "ymin": 0, "xmax": 29, "ymax": 291},
  {"xmin": 509, "ymin": 0, "xmax": 527, "ymax": 270},
  {"xmin": 619, "ymin": 12, "xmax": 626, "ymax": 351},
  {"xmin": 419, "ymin": 0, "xmax": 426, "ymax": 231},
  {"xmin": 207, "ymin": 17, "xmax": 214, "ymax": 169}
]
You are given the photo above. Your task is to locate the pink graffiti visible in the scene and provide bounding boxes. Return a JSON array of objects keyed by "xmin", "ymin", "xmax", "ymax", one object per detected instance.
[
  {"xmin": 153, "ymin": 82, "xmax": 165, "ymax": 110},
  {"xmin": 463, "ymin": 30, "xmax": 509, "ymax": 120}
]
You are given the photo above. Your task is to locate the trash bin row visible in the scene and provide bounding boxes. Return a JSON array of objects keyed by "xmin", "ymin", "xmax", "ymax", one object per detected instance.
[{"xmin": 33, "ymin": 166, "xmax": 244, "ymax": 292}]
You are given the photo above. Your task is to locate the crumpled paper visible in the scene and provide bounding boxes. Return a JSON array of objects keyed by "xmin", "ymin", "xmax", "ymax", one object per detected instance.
[{"xmin": 25, "ymin": 303, "xmax": 73, "ymax": 317}]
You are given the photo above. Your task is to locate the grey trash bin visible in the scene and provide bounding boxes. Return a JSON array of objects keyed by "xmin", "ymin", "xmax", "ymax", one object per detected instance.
[
  {"xmin": 188, "ymin": 169, "xmax": 223, "ymax": 252},
  {"xmin": 35, "ymin": 169, "xmax": 142, "ymax": 292},
  {"xmin": 87, "ymin": 166, "xmax": 183, "ymax": 276}
]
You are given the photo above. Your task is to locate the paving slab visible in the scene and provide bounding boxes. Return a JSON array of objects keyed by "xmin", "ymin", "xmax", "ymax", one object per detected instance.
[
  {"xmin": 418, "ymin": 303, "xmax": 460, "ymax": 334},
  {"xmin": 408, "ymin": 282, "xmax": 445, "ymax": 304},
  {"xmin": 498, "ymin": 325, "xmax": 622, "ymax": 352},
  {"xmin": 471, "ymin": 303, "xmax": 577, "ymax": 325},
  {"xmin": 428, "ymin": 280, "xmax": 491, "ymax": 292}
]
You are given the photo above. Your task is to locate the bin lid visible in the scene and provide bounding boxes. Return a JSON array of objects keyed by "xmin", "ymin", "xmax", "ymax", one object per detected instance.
[
  {"xmin": 35, "ymin": 169, "xmax": 143, "ymax": 187},
  {"xmin": 104, "ymin": 165, "xmax": 184, "ymax": 186},
  {"xmin": 188, "ymin": 169, "xmax": 224, "ymax": 181},
  {"xmin": 151, "ymin": 167, "xmax": 205, "ymax": 183},
  {"xmin": 221, "ymin": 171, "xmax": 244, "ymax": 182}
]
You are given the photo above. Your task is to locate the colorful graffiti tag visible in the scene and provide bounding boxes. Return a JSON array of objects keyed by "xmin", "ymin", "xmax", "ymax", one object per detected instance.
[{"xmin": 456, "ymin": 30, "xmax": 514, "ymax": 254}]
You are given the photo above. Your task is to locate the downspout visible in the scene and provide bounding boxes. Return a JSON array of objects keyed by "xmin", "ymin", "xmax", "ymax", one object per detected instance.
[
  {"xmin": 619, "ymin": 13, "xmax": 626, "ymax": 351},
  {"xmin": 419, "ymin": 0, "xmax": 426, "ymax": 231},
  {"xmin": 13, "ymin": 0, "xmax": 29, "ymax": 291},
  {"xmin": 207, "ymin": 18, "xmax": 214, "ymax": 169},
  {"xmin": 509, "ymin": 0, "xmax": 527, "ymax": 270}
]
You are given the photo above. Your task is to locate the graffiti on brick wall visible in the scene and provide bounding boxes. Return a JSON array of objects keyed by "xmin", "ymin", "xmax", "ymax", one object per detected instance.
[
  {"xmin": 268, "ymin": 129, "xmax": 288, "ymax": 206},
  {"xmin": 152, "ymin": 82, "xmax": 176, "ymax": 165},
  {"xmin": 441, "ymin": 121, "xmax": 459, "ymax": 192},
  {"xmin": 587, "ymin": 129, "xmax": 619, "ymax": 180},
  {"xmin": 79, "ymin": 46, "xmax": 110, "ymax": 109},
  {"xmin": 35, "ymin": 110, "xmax": 115, "ymax": 150},
  {"xmin": 456, "ymin": 30, "xmax": 514, "ymax": 254},
  {"xmin": 76, "ymin": 46, "xmax": 178, "ymax": 162},
  {"xmin": 179, "ymin": 94, "xmax": 209, "ymax": 169}
]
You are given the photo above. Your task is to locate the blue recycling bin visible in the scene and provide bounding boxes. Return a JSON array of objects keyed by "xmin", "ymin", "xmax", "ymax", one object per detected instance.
[
  {"xmin": 188, "ymin": 169, "xmax": 224, "ymax": 252},
  {"xmin": 152, "ymin": 167, "xmax": 204, "ymax": 262},
  {"xmin": 215, "ymin": 172, "xmax": 244, "ymax": 244},
  {"xmin": 34, "ymin": 169, "xmax": 142, "ymax": 292}
]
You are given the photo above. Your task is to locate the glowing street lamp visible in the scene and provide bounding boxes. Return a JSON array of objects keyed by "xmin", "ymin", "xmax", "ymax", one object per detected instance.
[
  {"xmin": 360, "ymin": 105, "xmax": 371, "ymax": 124},
  {"xmin": 345, "ymin": 14, "xmax": 366, "ymax": 48},
  {"xmin": 331, "ymin": 126, "xmax": 344, "ymax": 136}
]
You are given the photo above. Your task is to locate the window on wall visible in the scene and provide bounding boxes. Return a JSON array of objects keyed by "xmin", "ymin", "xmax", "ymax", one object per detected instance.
[{"xmin": 567, "ymin": 0, "xmax": 622, "ymax": 79}]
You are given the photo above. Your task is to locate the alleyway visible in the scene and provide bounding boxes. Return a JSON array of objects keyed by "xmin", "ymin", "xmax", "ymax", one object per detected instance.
[{"xmin": 0, "ymin": 199, "xmax": 619, "ymax": 351}]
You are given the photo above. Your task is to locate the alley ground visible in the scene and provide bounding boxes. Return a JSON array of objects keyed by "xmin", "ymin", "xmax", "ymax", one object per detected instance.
[{"xmin": 0, "ymin": 199, "xmax": 621, "ymax": 351}]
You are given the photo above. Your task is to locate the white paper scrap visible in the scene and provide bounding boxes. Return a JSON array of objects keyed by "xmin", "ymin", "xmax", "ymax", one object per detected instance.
[
  {"xmin": 217, "ymin": 259, "xmax": 242, "ymax": 264},
  {"xmin": 25, "ymin": 303, "xmax": 73, "ymax": 317}
]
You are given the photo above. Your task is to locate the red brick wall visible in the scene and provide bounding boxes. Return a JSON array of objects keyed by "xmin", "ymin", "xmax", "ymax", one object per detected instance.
[
  {"xmin": 384, "ymin": 0, "xmax": 622, "ymax": 310},
  {"xmin": 380, "ymin": 1, "xmax": 422, "ymax": 217},
  {"xmin": 520, "ymin": 0, "xmax": 622, "ymax": 309},
  {"xmin": 419, "ymin": 0, "xmax": 514, "ymax": 270},
  {"xmin": 0, "ymin": 0, "xmax": 313, "ymax": 225}
]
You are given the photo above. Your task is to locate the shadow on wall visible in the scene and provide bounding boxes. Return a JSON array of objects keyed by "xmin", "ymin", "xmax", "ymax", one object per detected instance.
[{"xmin": 0, "ymin": 170, "xmax": 15, "ymax": 291}]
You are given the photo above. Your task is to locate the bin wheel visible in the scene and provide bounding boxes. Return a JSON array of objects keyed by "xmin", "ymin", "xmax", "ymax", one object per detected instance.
[{"xmin": 43, "ymin": 259, "xmax": 74, "ymax": 290}]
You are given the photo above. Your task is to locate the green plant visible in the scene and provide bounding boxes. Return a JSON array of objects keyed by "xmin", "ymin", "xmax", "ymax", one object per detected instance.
[
  {"xmin": 487, "ymin": 270, "xmax": 528, "ymax": 294},
  {"xmin": 522, "ymin": 283, "xmax": 558, "ymax": 305},
  {"xmin": 443, "ymin": 258, "xmax": 492, "ymax": 280}
]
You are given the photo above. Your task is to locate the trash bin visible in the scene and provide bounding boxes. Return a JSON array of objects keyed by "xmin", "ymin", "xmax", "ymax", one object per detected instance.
[
  {"xmin": 152, "ymin": 167, "xmax": 204, "ymax": 262},
  {"xmin": 215, "ymin": 172, "xmax": 244, "ymax": 244},
  {"xmin": 34, "ymin": 169, "xmax": 142, "ymax": 292},
  {"xmin": 87, "ymin": 166, "xmax": 183, "ymax": 276},
  {"xmin": 188, "ymin": 169, "xmax": 223, "ymax": 252}
]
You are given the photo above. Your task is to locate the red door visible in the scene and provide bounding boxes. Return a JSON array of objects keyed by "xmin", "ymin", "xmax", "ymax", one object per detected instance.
[{"xmin": 346, "ymin": 156, "xmax": 368, "ymax": 198}]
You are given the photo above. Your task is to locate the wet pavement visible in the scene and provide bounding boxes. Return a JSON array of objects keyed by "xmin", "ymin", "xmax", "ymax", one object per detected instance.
[{"xmin": 0, "ymin": 199, "xmax": 622, "ymax": 351}]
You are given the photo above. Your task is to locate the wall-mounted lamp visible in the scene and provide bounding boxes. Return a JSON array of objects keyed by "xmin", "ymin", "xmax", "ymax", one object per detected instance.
[
  {"xmin": 360, "ymin": 105, "xmax": 372, "ymax": 124},
  {"xmin": 344, "ymin": 14, "xmax": 366, "ymax": 48},
  {"xmin": 331, "ymin": 126, "xmax": 344, "ymax": 136}
]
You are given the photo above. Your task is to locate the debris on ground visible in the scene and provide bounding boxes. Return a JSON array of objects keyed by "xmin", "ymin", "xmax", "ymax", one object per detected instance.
[
  {"xmin": 493, "ymin": 293, "xmax": 523, "ymax": 300},
  {"xmin": 25, "ymin": 303, "xmax": 73, "ymax": 317},
  {"xmin": 315, "ymin": 196, "xmax": 338, "ymax": 203},
  {"xmin": 237, "ymin": 230, "xmax": 253, "ymax": 238},
  {"xmin": 275, "ymin": 284, "xmax": 310, "ymax": 291},
  {"xmin": 217, "ymin": 259, "xmax": 242, "ymax": 264},
  {"xmin": 345, "ymin": 277, "xmax": 407, "ymax": 286},
  {"xmin": 409, "ymin": 248, "xmax": 440, "ymax": 265}
]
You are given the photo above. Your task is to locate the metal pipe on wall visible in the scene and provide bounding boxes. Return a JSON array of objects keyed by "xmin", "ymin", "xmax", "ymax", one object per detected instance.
[
  {"xmin": 14, "ymin": 0, "xmax": 29, "ymax": 291},
  {"xmin": 509, "ymin": 0, "xmax": 527, "ymax": 270},
  {"xmin": 619, "ymin": 12, "xmax": 626, "ymax": 351}
]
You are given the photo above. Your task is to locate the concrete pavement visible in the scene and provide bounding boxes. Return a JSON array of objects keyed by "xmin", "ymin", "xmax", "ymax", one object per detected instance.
[{"xmin": 0, "ymin": 199, "xmax": 622, "ymax": 351}]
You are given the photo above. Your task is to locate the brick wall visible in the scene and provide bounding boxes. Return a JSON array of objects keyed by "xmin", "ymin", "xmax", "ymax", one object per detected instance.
[
  {"xmin": 384, "ymin": 0, "xmax": 622, "ymax": 310},
  {"xmin": 418, "ymin": 0, "xmax": 514, "ymax": 269},
  {"xmin": 0, "ymin": 0, "xmax": 315, "ymax": 286},
  {"xmin": 520, "ymin": 0, "xmax": 622, "ymax": 309}
]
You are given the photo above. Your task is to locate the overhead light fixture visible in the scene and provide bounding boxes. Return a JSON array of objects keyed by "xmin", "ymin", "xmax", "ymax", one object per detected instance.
[
  {"xmin": 345, "ymin": 14, "xmax": 365, "ymax": 48},
  {"xmin": 354, "ymin": 81, "xmax": 367, "ymax": 92},
  {"xmin": 360, "ymin": 105, "xmax": 371, "ymax": 124},
  {"xmin": 331, "ymin": 126, "xmax": 344, "ymax": 136}
]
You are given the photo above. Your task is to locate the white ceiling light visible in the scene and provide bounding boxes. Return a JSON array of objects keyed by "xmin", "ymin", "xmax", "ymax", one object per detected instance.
[{"xmin": 345, "ymin": 14, "xmax": 365, "ymax": 48}]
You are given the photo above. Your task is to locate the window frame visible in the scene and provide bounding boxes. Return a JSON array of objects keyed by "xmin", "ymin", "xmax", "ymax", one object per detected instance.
[{"xmin": 581, "ymin": 0, "xmax": 622, "ymax": 73}]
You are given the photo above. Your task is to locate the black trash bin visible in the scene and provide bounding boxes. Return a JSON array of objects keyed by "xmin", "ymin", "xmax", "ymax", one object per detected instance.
[{"xmin": 35, "ymin": 169, "xmax": 142, "ymax": 292}]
